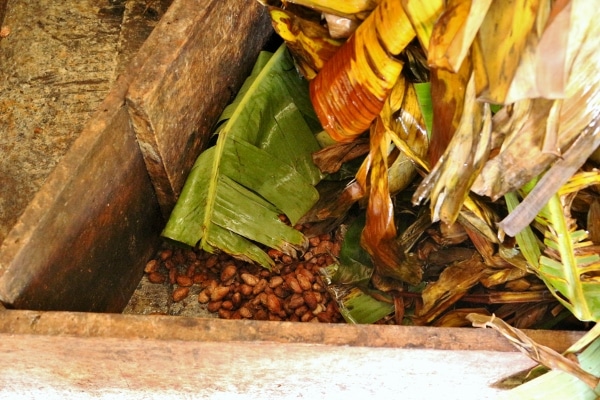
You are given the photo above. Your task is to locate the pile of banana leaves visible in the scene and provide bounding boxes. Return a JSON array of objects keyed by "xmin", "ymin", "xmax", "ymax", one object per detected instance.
[{"xmin": 164, "ymin": 0, "xmax": 600, "ymax": 395}]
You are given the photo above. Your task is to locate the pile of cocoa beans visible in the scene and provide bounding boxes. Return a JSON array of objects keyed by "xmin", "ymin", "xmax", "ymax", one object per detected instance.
[{"xmin": 143, "ymin": 232, "xmax": 344, "ymax": 323}]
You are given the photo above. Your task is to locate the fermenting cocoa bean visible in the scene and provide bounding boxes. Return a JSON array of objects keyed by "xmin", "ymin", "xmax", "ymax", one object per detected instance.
[
  {"xmin": 299, "ymin": 267, "xmax": 315, "ymax": 280},
  {"xmin": 198, "ymin": 289, "xmax": 210, "ymax": 304},
  {"xmin": 220, "ymin": 264, "xmax": 237, "ymax": 283},
  {"xmin": 254, "ymin": 309, "xmax": 268, "ymax": 320},
  {"xmin": 301, "ymin": 311, "xmax": 313, "ymax": 322},
  {"xmin": 205, "ymin": 255, "xmax": 218, "ymax": 268},
  {"xmin": 252, "ymin": 278, "xmax": 268, "ymax": 295},
  {"xmin": 221, "ymin": 300, "xmax": 234, "ymax": 311},
  {"xmin": 294, "ymin": 305, "xmax": 309, "ymax": 317},
  {"xmin": 148, "ymin": 272, "xmax": 165, "ymax": 284},
  {"xmin": 288, "ymin": 293, "xmax": 305, "ymax": 309},
  {"xmin": 239, "ymin": 283, "xmax": 253, "ymax": 297},
  {"xmin": 176, "ymin": 275, "xmax": 193, "ymax": 287},
  {"xmin": 159, "ymin": 249, "xmax": 172, "ymax": 261},
  {"xmin": 296, "ymin": 274, "xmax": 312, "ymax": 291},
  {"xmin": 266, "ymin": 294, "xmax": 282, "ymax": 315},
  {"xmin": 303, "ymin": 291, "xmax": 318, "ymax": 311},
  {"xmin": 172, "ymin": 287, "xmax": 189, "ymax": 302},
  {"xmin": 239, "ymin": 306, "xmax": 253, "ymax": 319},
  {"xmin": 285, "ymin": 276, "xmax": 303, "ymax": 294},
  {"xmin": 231, "ymin": 292, "xmax": 242, "ymax": 308},
  {"xmin": 144, "ymin": 259, "xmax": 159, "ymax": 273},
  {"xmin": 207, "ymin": 301, "xmax": 222, "ymax": 313},
  {"xmin": 211, "ymin": 286, "xmax": 230, "ymax": 302},
  {"xmin": 268, "ymin": 276, "xmax": 283, "ymax": 288},
  {"xmin": 169, "ymin": 268, "xmax": 177, "ymax": 284},
  {"xmin": 240, "ymin": 273, "xmax": 259, "ymax": 286},
  {"xmin": 218, "ymin": 309, "xmax": 232, "ymax": 319}
]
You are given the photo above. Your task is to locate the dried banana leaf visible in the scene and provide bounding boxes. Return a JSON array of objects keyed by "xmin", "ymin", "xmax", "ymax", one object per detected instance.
[
  {"xmin": 268, "ymin": 7, "xmax": 343, "ymax": 80},
  {"xmin": 163, "ymin": 45, "xmax": 322, "ymax": 268},
  {"xmin": 468, "ymin": 314, "xmax": 600, "ymax": 397},
  {"xmin": 309, "ymin": 0, "xmax": 415, "ymax": 142},
  {"xmin": 413, "ymin": 72, "xmax": 492, "ymax": 225}
]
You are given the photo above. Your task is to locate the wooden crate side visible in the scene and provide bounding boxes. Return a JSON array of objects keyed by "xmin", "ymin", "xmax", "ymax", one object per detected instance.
[
  {"xmin": 0, "ymin": 90, "xmax": 163, "ymax": 311},
  {"xmin": 0, "ymin": 310, "xmax": 584, "ymax": 398},
  {"xmin": 127, "ymin": 0, "xmax": 274, "ymax": 216}
]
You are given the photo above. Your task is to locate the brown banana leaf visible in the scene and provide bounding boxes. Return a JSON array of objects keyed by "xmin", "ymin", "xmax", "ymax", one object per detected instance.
[
  {"xmin": 309, "ymin": 0, "xmax": 415, "ymax": 142},
  {"xmin": 413, "ymin": 70, "xmax": 492, "ymax": 225},
  {"xmin": 415, "ymin": 253, "xmax": 488, "ymax": 324}
]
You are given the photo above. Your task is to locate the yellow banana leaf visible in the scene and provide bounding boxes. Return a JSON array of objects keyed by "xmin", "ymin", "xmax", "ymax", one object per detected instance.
[
  {"xmin": 279, "ymin": 0, "xmax": 379, "ymax": 19},
  {"xmin": 474, "ymin": 0, "xmax": 541, "ymax": 103},
  {"xmin": 268, "ymin": 7, "xmax": 343, "ymax": 80},
  {"xmin": 428, "ymin": 0, "xmax": 492, "ymax": 72}
]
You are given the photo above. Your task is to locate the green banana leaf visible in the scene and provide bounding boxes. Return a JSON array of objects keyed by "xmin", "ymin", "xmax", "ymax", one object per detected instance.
[
  {"xmin": 508, "ymin": 173, "xmax": 600, "ymax": 322},
  {"xmin": 162, "ymin": 44, "xmax": 323, "ymax": 268}
]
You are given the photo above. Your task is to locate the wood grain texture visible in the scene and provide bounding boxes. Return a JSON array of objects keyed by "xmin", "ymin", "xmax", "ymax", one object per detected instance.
[
  {"xmin": 127, "ymin": 0, "xmax": 274, "ymax": 216},
  {"xmin": 0, "ymin": 0, "xmax": 171, "ymax": 311},
  {"xmin": 0, "ymin": 310, "xmax": 584, "ymax": 399}
]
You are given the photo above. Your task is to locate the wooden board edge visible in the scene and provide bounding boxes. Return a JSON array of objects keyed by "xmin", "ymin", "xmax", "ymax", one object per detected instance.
[{"xmin": 0, "ymin": 309, "xmax": 584, "ymax": 353}]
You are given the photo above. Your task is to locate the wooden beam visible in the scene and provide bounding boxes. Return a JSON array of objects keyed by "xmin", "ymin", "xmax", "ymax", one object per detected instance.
[
  {"xmin": 127, "ymin": 0, "xmax": 274, "ymax": 216},
  {"xmin": 0, "ymin": 310, "xmax": 584, "ymax": 398}
]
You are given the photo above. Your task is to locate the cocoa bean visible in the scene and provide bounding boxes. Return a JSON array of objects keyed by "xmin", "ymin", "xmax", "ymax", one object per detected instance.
[
  {"xmin": 220, "ymin": 264, "xmax": 237, "ymax": 283},
  {"xmin": 211, "ymin": 286, "xmax": 230, "ymax": 302},
  {"xmin": 176, "ymin": 275, "xmax": 193, "ymax": 287},
  {"xmin": 241, "ymin": 273, "xmax": 259, "ymax": 286},
  {"xmin": 308, "ymin": 236, "xmax": 320, "ymax": 247},
  {"xmin": 239, "ymin": 306, "xmax": 253, "ymax": 319},
  {"xmin": 193, "ymin": 273, "xmax": 208, "ymax": 285},
  {"xmin": 159, "ymin": 249, "xmax": 172, "ymax": 261},
  {"xmin": 239, "ymin": 284, "xmax": 253, "ymax": 297},
  {"xmin": 301, "ymin": 311, "xmax": 313, "ymax": 322},
  {"xmin": 252, "ymin": 278, "xmax": 268, "ymax": 295},
  {"xmin": 294, "ymin": 305, "xmax": 309, "ymax": 317},
  {"xmin": 148, "ymin": 272, "xmax": 165, "ymax": 284},
  {"xmin": 296, "ymin": 274, "xmax": 312, "ymax": 291},
  {"xmin": 168, "ymin": 268, "xmax": 177, "ymax": 284},
  {"xmin": 218, "ymin": 309, "xmax": 232, "ymax": 319},
  {"xmin": 144, "ymin": 259, "xmax": 159, "ymax": 274},
  {"xmin": 197, "ymin": 289, "xmax": 210, "ymax": 304},
  {"xmin": 205, "ymin": 255, "xmax": 218, "ymax": 268},
  {"xmin": 207, "ymin": 301, "xmax": 222, "ymax": 313},
  {"xmin": 186, "ymin": 264, "xmax": 196, "ymax": 277},
  {"xmin": 303, "ymin": 291, "xmax": 318, "ymax": 311},
  {"xmin": 266, "ymin": 294, "xmax": 282, "ymax": 314},
  {"xmin": 288, "ymin": 293, "xmax": 305, "ymax": 309},
  {"xmin": 269, "ymin": 276, "xmax": 284, "ymax": 288},
  {"xmin": 172, "ymin": 287, "xmax": 189, "ymax": 302},
  {"xmin": 254, "ymin": 309, "xmax": 268, "ymax": 321},
  {"xmin": 285, "ymin": 276, "xmax": 303, "ymax": 294},
  {"xmin": 316, "ymin": 312, "xmax": 332, "ymax": 323},
  {"xmin": 221, "ymin": 300, "xmax": 234, "ymax": 311},
  {"xmin": 231, "ymin": 292, "xmax": 242, "ymax": 308},
  {"xmin": 297, "ymin": 268, "xmax": 315, "ymax": 282}
]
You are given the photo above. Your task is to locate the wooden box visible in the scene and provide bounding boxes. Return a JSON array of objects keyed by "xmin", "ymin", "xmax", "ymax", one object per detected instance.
[{"xmin": 0, "ymin": 0, "xmax": 585, "ymax": 397}]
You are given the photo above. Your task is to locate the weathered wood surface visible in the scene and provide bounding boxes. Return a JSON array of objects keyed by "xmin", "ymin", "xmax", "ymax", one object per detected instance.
[
  {"xmin": 0, "ymin": 310, "xmax": 585, "ymax": 399},
  {"xmin": 127, "ymin": 0, "xmax": 274, "ymax": 216},
  {"xmin": 0, "ymin": 0, "xmax": 126, "ymax": 245},
  {"xmin": 0, "ymin": 0, "xmax": 174, "ymax": 311}
]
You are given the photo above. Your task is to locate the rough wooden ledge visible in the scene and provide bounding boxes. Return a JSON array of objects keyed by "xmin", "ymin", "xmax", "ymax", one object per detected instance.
[{"xmin": 0, "ymin": 310, "xmax": 585, "ymax": 399}]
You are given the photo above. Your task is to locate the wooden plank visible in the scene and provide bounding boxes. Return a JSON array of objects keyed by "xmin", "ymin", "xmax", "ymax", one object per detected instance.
[
  {"xmin": 0, "ymin": 11, "xmax": 172, "ymax": 311},
  {"xmin": 0, "ymin": 310, "xmax": 584, "ymax": 398},
  {"xmin": 127, "ymin": 0, "xmax": 274, "ymax": 216},
  {"xmin": 0, "ymin": 77, "xmax": 163, "ymax": 312}
]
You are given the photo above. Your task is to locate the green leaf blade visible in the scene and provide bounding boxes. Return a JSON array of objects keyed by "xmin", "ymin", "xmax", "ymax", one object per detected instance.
[{"xmin": 162, "ymin": 44, "xmax": 323, "ymax": 268}]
